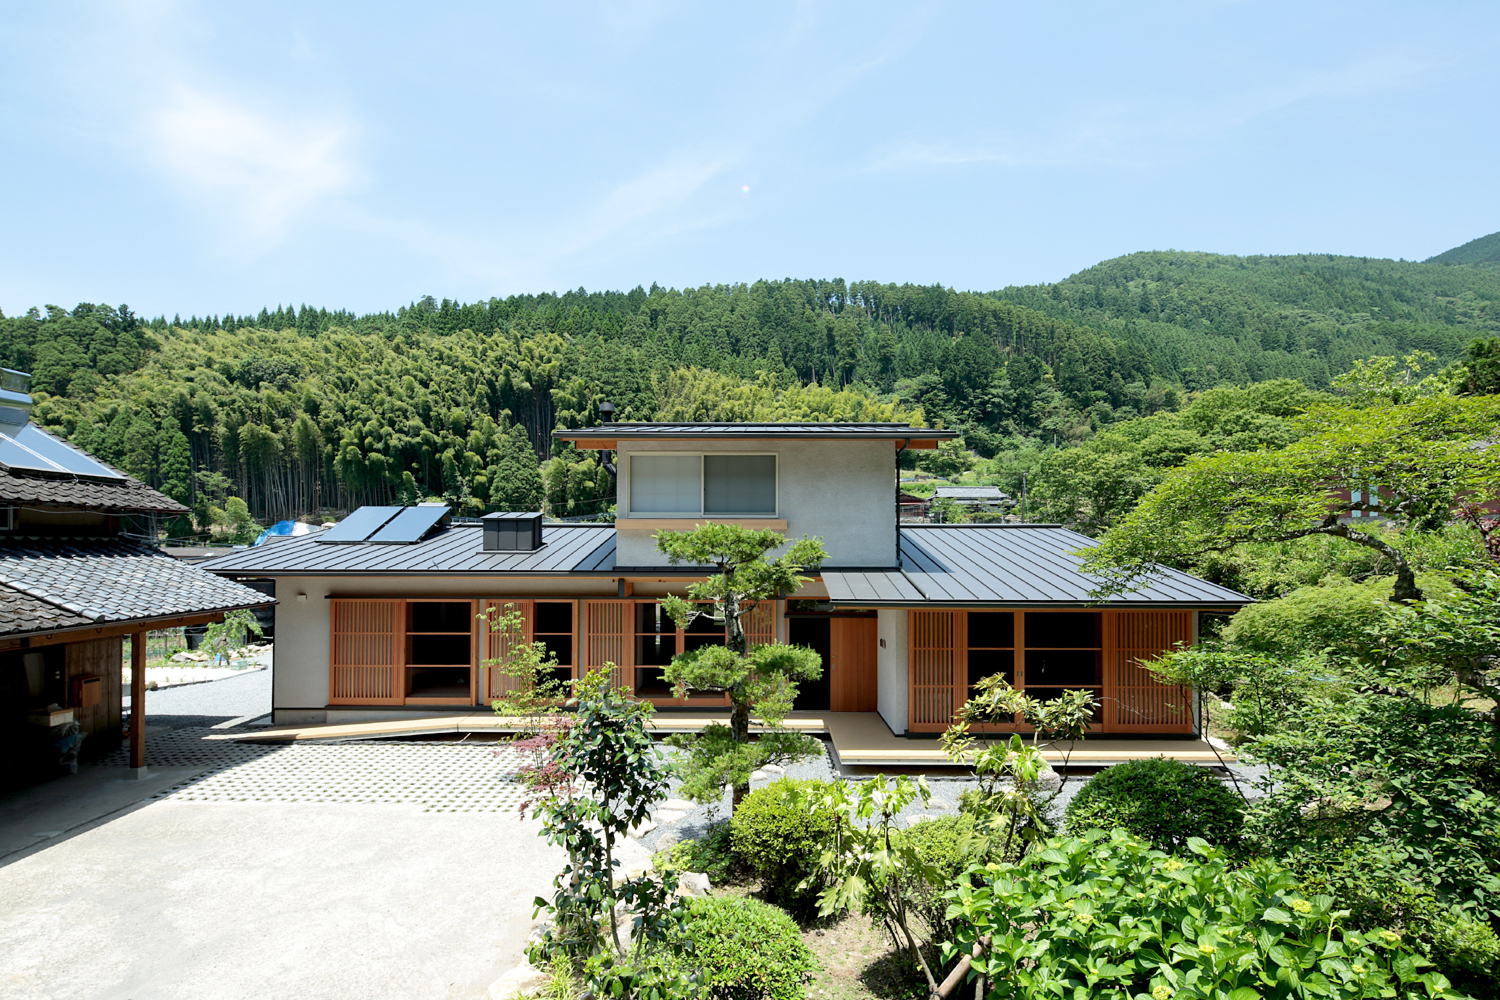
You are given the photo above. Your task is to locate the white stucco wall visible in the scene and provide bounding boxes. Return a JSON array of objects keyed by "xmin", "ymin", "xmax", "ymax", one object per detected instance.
[
  {"xmin": 269, "ymin": 575, "xmax": 617, "ymax": 723},
  {"xmin": 612, "ymin": 438, "xmax": 898, "ymax": 568},
  {"xmin": 877, "ymin": 608, "xmax": 908, "ymax": 735}
]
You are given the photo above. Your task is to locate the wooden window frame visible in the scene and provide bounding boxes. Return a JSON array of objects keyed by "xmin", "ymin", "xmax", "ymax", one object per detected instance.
[{"xmin": 906, "ymin": 608, "xmax": 1196, "ymax": 735}]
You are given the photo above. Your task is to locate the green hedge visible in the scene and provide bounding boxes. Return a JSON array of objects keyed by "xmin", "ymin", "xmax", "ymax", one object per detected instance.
[
  {"xmin": 677, "ymin": 895, "xmax": 814, "ymax": 1000},
  {"xmin": 730, "ymin": 778, "xmax": 837, "ymax": 910},
  {"xmin": 1064, "ymin": 757, "xmax": 1243, "ymax": 852}
]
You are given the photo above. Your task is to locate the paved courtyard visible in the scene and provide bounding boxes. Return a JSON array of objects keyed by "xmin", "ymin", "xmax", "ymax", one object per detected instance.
[{"xmin": 0, "ymin": 674, "xmax": 615, "ymax": 1000}]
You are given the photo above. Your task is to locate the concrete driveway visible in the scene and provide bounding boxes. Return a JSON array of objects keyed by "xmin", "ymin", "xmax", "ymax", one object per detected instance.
[{"xmin": 0, "ymin": 725, "xmax": 642, "ymax": 1000}]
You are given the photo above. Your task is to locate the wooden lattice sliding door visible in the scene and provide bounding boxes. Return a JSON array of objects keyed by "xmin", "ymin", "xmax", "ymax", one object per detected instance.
[
  {"xmin": 329, "ymin": 599, "xmax": 403, "ymax": 705},
  {"xmin": 742, "ymin": 600, "xmax": 778, "ymax": 646},
  {"xmin": 909, "ymin": 610, "xmax": 959, "ymax": 732},
  {"xmin": 480, "ymin": 599, "xmax": 533, "ymax": 702},
  {"xmin": 1109, "ymin": 610, "xmax": 1195, "ymax": 733},
  {"xmin": 583, "ymin": 599, "xmax": 632, "ymax": 693}
]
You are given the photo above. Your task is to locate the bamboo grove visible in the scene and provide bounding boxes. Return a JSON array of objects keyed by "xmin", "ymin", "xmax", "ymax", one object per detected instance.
[{"xmin": 2, "ymin": 252, "xmax": 1495, "ymax": 530}]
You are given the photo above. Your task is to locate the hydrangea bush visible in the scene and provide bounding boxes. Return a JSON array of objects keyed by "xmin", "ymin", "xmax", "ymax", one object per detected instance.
[{"xmin": 944, "ymin": 829, "xmax": 1463, "ymax": 1000}]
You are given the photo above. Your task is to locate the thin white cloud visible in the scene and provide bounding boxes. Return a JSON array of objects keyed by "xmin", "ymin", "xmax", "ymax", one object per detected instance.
[{"xmin": 148, "ymin": 87, "xmax": 359, "ymax": 247}]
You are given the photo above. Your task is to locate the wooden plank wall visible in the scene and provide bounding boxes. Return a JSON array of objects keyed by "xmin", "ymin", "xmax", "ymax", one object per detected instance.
[
  {"xmin": 65, "ymin": 636, "xmax": 123, "ymax": 755},
  {"xmin": 830, "ymin": 617, "xmax": 878, "ymax": 712}
]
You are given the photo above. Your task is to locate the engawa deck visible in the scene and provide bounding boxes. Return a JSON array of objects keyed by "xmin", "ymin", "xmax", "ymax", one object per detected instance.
[{"xmin": 211, "ymin": 710, "xmax": 1236, "ymax": 768}]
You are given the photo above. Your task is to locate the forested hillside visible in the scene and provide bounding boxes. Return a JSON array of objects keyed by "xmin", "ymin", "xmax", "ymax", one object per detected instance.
[
  {"xmin": 4, "ymin": 251, "xmax": 1498, "ymax": 530},
  {"xmin": 1425, "ymin": 229, "xmax": 1500, "ymax": 267}
]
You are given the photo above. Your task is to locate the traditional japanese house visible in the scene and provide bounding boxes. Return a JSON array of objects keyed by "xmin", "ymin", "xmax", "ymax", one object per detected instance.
[
  {"xmin": 0, "ymin": 370, "xmax": 274, "ymax": 780},
  {"xmin": 201, "ymin": 421, "xmax": 1250, "ymax": 738}
]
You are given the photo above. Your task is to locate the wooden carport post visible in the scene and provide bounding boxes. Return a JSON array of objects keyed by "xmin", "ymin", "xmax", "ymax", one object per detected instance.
[{"xmin": 127, "ymin": 629, "xmax": 148, "ymax": 779}]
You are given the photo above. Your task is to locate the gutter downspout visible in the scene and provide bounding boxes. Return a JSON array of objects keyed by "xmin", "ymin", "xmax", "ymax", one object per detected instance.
[
  {"xmin": 895, "ymin": 439, "xmax": 907, "ymax": 557},
  {"xmin": 598, "ymin": 400, "xmax": 617, "ymax": 480}
]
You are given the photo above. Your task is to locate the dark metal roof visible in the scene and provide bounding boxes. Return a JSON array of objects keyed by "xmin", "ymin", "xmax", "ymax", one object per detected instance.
[
  {"xmin": 200, "ymin": 523, "xmax": 618, "ymax": 577},
  {"xmin": 0, "ymin": 537, "xmax": 275, "ymax": 637},
  {"xmin": 821, "ymin": 524, "xmax": 1251, "ymax": 608},
  {"xmin": 556, "ymin": 422, "xmax": 958, "ymax": 442},
  {"xmin": 0, "ymin": 426, "xmax": 187, "ymax": 514}
]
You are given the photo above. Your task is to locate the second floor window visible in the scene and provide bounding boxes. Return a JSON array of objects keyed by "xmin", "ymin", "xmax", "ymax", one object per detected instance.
[{"xmin": 629, "ymin": 454, "xmax": 777, "ymax": 515}]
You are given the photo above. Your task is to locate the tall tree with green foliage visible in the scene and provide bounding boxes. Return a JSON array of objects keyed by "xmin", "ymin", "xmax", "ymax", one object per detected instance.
[
  {"xmin": 488, "ymin": 424, "xmax": 545, "ymax": 512},
  {"xmin": 1083, "ymin": 390, "xmax": 1500, "ymax": 602},
  {"xmin": 654, "ymin": 523, "xmax": 827, "ymax": 807}
]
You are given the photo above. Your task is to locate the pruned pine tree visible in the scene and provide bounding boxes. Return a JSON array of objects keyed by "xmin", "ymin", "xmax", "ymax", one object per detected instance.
[{"xmin": 654, "ymin": 523, "xmax": 827, "ymax": 808}]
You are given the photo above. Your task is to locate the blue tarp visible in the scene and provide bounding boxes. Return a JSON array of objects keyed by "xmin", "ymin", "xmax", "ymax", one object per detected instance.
[{"xmin": 252, "ymin": 520, "xmax": 316, "ymax": 546}]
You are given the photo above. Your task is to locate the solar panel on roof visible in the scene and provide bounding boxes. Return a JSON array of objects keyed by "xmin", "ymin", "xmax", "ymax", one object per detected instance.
[
  {"xmin": 0, "ymin": 424, "xmax": 126, "ymax": 481},
  {"xmin": 366, "ymin": 504, "xmax": 449, "ymax": 544},
  {"xmin": 315, "ymin": 506, "xmax": 404, "ymax": 543}
]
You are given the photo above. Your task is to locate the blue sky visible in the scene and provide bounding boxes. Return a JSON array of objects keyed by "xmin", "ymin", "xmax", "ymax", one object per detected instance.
[{"xmin": 2, "ymin": 1, "xmax": 1497, "ymax": 318}]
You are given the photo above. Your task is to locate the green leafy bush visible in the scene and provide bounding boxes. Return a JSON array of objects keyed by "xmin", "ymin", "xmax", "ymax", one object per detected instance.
[
  {"xmin": 731, "ymin": 778, "xmax": 837, "ymax": 910},
  {"xmin": 946, "ymin": 829, "xmax": 1463, "ymax": 1000},
  {"xmin": 1219, "ymin": 575, "xmax": 1456, "ymax": 658},
  {"xmin": 653, "ymin": 819, "xmax": 743, "ymax": 885},
  {"xmin": 893, "ymin": 814, "xmax": 994, "ymax": 946},
  {"xmin": 1291, "ymin": 844, "xmax": 1500, "ymax": 998},
  {"xmin": 1065, "ymin": 757, "xmax": 1243, "ymax": 852},
  {"xmin": 675, "ymin": 895, "xmax": 814, "ymax": 1000}
]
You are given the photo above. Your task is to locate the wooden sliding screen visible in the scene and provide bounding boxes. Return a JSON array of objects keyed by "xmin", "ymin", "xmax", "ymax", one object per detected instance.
[
  {"xmin": 743, "ymin": 600, "xmax": 778, "ymax": 646},
  {"xmin": 481, "ymin": 599, "xmax": 533, "ymax": 702},
  {"xmin": 583, "ymin": 599, "xmax": 632, "ymax": 692},
  {"xmin": 329, "ymin": 599, "xmax": 403, "ymax": 705},
  {"xmin": 908, "ymin": 610, "xmax": 959, "ymax": 732},
  {"xmin": 1110, "ymin": 610, "xmax": 1195, "ymax": 733}
]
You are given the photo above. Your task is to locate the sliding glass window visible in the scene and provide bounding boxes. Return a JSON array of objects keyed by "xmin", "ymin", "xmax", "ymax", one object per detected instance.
[
  {"xmin": 629, "ymin": 455, "xmax": 701, "ymax": 513},
  {"xmin": 628, "ymin": 454, "xmax": 777, "ymax": 516},
  {"xmin": 703, "ymin": 455, "xmax": 776, "ymax": 514}
]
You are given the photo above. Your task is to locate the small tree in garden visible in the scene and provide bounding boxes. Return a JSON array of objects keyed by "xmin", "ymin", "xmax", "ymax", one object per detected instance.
[
  {"xmin": 796, "ymin": 775, "xmax": 952, "ymax": 997},
  {"xmin": 528, "ymin": 667, "xmax": 694, "ymax": 999},
  {"xmin": 202, "ymin": 608, "xmax": 264, "ymax": 666},
  {"xmin": 480, "ymin": 603, "xmax": 578, "ymax": 817},
  {"xmin": 481, "ymin": 603, "xmax": 571, "ymax": 732},
  {"xmin": 654, "ymin": 523, "xmax": 827, "ymax": 807},
  {"xmin": 941, "ymin": 676, "xmax": 1094, "ymax": 858}
]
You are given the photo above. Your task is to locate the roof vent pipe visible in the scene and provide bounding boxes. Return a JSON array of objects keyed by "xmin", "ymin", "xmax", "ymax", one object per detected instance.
[{"xmin": 599, "ymin": 401, "xmax": 618, "ymax": 480}]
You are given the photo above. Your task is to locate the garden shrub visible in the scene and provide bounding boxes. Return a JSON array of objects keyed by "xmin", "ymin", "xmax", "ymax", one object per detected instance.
[
  {"xmin": 1065, "ymin": 757, "xmax": 1243, "ymax": 852},
  {"xmin": 946, "ymin": 829, "xmax": 1463, "ymax": 1000},
  {"xmin": 893, "ymin": 813, "xmax": 995, "ymax": 944},
  {"xmin": 1291, "ymin": 845, "xmax": 1500, "ymax": 998},
  {"xmin": 675, "ymin": 895, "xmax": 814, "ymax": 1000},
  {"xmin": 731, "ymin": 778, "xmax": 838, "ymax": 910},
  {"xmin": 653, "ymin": 819, "xmax": 743, "ymax": 885}
]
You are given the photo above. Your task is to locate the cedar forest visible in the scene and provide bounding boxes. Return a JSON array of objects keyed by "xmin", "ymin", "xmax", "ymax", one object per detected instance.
[{"xmin": 5, "ymin": 249, "xmax": 1498, "ymax": 537}]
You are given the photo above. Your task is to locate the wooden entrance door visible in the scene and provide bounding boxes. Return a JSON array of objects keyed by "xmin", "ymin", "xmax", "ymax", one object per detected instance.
[{"xmin": 829, "ymin": 617, "xmax": 878, "ymax": 712}]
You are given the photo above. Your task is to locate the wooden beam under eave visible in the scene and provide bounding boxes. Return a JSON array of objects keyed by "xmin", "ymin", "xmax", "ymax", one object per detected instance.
[
  {"xmin": 568, "ymin": 439, "xmax": 616, "ymax": 450},
  {"xmin": 6, "ymin": 609, "xmax": 251, "ymax": 649},
  {"xmin": 900, "ymin": 439, "xmax": 940, "ymax": 450}
]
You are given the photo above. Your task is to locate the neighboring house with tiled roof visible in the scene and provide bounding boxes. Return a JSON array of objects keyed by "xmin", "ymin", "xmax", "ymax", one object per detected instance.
[
  {"xmin": 204, "ymin": 413, "xmax": 1249, "ymax": 739},
  {"xmin": 0, "ymin": 371, "xmax": 271, "ymax": 779}
]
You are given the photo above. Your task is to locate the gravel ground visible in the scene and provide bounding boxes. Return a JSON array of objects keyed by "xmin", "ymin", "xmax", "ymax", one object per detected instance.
[
  {"xmin": 633, "ymin": 740, "xmax": 1266, "ymax": 855},
  {"xmin": 125, "ymin": 651, "xmax": 272, "ymax": 728}
]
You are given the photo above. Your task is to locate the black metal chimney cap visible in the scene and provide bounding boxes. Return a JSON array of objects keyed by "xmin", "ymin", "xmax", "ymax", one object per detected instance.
[{"xmin": 598, "ymin": 400, "xmax": 616, "ymax": 422}]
